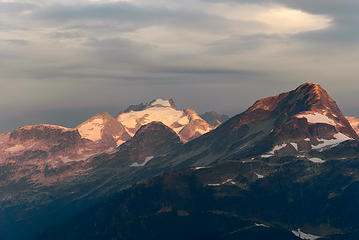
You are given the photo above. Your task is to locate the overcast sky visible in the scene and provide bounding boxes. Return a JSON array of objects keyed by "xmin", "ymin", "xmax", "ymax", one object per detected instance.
[{"xmin": 1, "ymin": 0, "xmax": 359, "ymax": 133}]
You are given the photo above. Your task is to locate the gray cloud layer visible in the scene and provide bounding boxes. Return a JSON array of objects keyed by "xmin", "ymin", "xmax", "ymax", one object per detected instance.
[{"xmin": 0, "ymin": 0, "xmax": 358, "ymax": 133}]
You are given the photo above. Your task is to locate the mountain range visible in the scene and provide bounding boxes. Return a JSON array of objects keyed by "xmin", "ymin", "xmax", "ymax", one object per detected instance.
[{"xmin": 1, "ymin": 83, "xmax": 359, "ymax": 240}]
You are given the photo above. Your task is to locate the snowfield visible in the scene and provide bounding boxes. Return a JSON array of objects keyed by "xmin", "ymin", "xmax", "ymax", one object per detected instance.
[
  {"xmin": 312, "ymin": 133, "xmax": 352, "ymax": 150},
  {"xmin": 130, "ymin": 156, "xmax": 154, "ymax": 167},
  {"xmin": 292, "ymin": 228, "xmax": 321, "ymax": 240},
  {"xmin": 118, "ymin": 106, "xmax": 189, "ymax": 134},
  {"xmin": 308, "ymin": 157, "xmax": 325, "ymax": 163},
  {"xmin": 77, "ymin": 118, "xmax": 104, "ymax": 141},
  {"xmin": 296, "ymin": 112, "xmax": 336, "ymax": 125}
]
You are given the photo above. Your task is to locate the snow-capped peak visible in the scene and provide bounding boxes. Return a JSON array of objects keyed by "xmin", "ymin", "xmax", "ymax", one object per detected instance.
[
  {"xmin": 77, "ymin": 117, "xmax": 104, "ymax": 142},
  {"xmin": 149, "ymin": 98, "xmax": 173, "ymax": 108},
  {"xmin": 76, "ymin": 112, "xmax": 130, "ymax": 146},
  {"xmin": 117, "ymin": 99, "xmax": 213, "ymax": 142},
  {"xmin": 117, "ymin": 104, "xmax": 189, "ymax": 135}
]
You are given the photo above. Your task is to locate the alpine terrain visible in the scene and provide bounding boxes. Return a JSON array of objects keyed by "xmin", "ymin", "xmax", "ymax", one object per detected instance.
[{"xmin": 1, "ymin": 83, "xmax": 359, "ymax": 240}]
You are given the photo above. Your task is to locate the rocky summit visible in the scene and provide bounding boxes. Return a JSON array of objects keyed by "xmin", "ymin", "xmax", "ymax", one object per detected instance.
[{"xmin": 1, "ymin": 83, "xmax": 359, "ymax": 240}]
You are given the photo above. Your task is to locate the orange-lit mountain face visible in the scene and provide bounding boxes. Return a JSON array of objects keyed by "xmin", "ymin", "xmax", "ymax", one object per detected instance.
[
  {"xmin": 347, "ymin": 116, "xmax": 359, "ymax": 135},
  {"xmin": 1, "ymin": 83, "xmax": 357, "ymax": 190},
  {"xmin": 2, "ymin": 83, "xmax": 359, "ymax": 240},
  {"xmin": 142, "ymin": 83, "xmax": 355, "ymax": 174},
  {"xmin": 76, "ymin": 112, "xmax": 131, "ymax": 147},
  {"xmin": 0, "ymin": 124, "xmax": 110, "ymax": 186},
  {"xmin": 231, "ymin": 82, "xmax": 356, "ymax": 138},
  {"xmin": 34, "ymin": 84, "xmax": 359, "ymax": 240}
]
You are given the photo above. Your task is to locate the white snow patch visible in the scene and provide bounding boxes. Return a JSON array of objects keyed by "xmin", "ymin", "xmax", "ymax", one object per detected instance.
[
  {"xmin": 176, "ymin": 115, "xmax": 190, "ymax": 126},
  {"xmin": 290, "ymin": 143, "xmax": 298, "ymax": 151},
  {"xmin": 308, "ymin": 157, "xmax": 325, "ymax": 163},
  {"xmin": 261, "ymin": 154, "xmax": 273, "ymax": 158},
  {"xmin": 77, "ymin": 118, "xmax": 104, "ymax": 141},
  {"xmin": 312, "ymin": 133, "xmax": 352, "ymax": 150},
  {"xmin": 296, "ymin": 112, "xmax": 336, "ymax": 125},
  {"xmin": 208, "ymin": 179, "xmax": 234, "ymax": 186},
  {"xmin": 255, "ymin": 173, "xmax": 264, "ymax": 179},
  {"xmin": 193, "ymin": 166, "xmax": 210, "ymax": 170},
  {"xmin": 21, "ymin": 124, "xmax": 73, "ymax": 131},
  {"xmin": 272, "ymin": 143, "xmax": 287, "ymax": 152},
  {"xmin": 268, "ymin": 143, "xmax": 287, "ymax": 156},
  {"xmin": 5, "ymin": 145, "xmax": 25, "ymax": 153},
  {"xmin": 130, "ymin": 156, "xmax": 154, "ymax": 167},
  {"xmin": 255, "ymin": 223, "xmax": 269, "ymax": 228},
  {"xmin": 207, "ymin": 183, "xmax": 221, "ymax": 186},
  {"xmin": 116, "ymin": 139, "xmax": 126, "ymax": 146},
  {"xmin": 292, "ymin": 229, "xmax": 321, "ymax": 240},
  {"xmin": 150, "ymin": 98, "xmax": 172, "ymax": 107}
]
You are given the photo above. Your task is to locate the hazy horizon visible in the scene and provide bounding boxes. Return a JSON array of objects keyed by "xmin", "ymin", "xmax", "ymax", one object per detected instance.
[
  {"xmin": 1, "ymin": 0, "xmax": 359, "ymax": 133},
  {"xmin": 1, "ymin": 81, "xmax": 358, "ymax": 134}
]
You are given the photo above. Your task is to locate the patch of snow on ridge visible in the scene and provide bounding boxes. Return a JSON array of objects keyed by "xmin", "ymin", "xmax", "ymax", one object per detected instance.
[
  {"xmin": 268, "ymin": 143, "xmax": 286, "ymax": 154},
  {"xmin": 208, "ymin": 179, "xmax": 234, "ymax": 186},
  {"xmin": 312, "ymin": 133, "xmax": 352, "ymax": 150},
  {"xmin": 130, "ymin": 156, "xmax": 154, "ymax": 167},
  {"xmin": 296, "ymin": 112, "xmax": 336, "ymax": 125},
  {"xmin": 308, "ymin": 157, "xmax": 325, "ymax": 163},
  {"xmin": 255, "ymin": 173, "xmax": 264, "ymax": 179},
  {"xmin": 116, "ymin": 139, "xmax": 126, "ymax": 146},
  {"xmin": 291, "ymin": 143, "xmax": 298, "ymax": 151},
  {"xmin": 150, "ymin": 98, "xmax": 172, "ymax": 107},
  {"xmin": 21, "ymin": 124, "xmax": 73, "ymax": 131},
  {"xmin": 118, "ymin": 107, "xmax": 189, "ymax": 134},
  {"xmin": 77, "ymin": 118, "xmax": 104, "ymax": 141},
  {"xmin": 292, "ymin": 228, "xmax": 321, "ymax": 240},
  {"xmin": 254, "ymin": 223, "xmax": 269, "ymax": 228},
  {"xmin": 193, "ymin": 166, "xmax": 210, "ymax": 170}
]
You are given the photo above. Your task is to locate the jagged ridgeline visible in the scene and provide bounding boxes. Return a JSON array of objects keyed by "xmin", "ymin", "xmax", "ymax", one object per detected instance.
[{"xmin": 2, "ymin": 83, "xmax": 359, "ymax": 240}]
